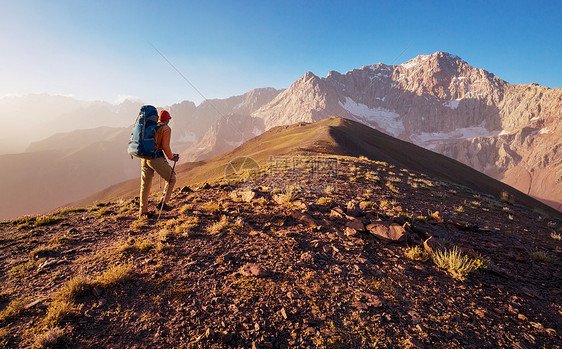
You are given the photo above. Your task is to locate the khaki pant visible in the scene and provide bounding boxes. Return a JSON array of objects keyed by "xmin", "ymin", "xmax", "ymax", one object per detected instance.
[{"xmin": 140, "ymin": 157, "xmax": 176, "ymax": 214}]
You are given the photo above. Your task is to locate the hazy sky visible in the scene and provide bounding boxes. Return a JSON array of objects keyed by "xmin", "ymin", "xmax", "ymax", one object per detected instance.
[{"xmin": 1, "ymin": 0, "xmax": 560, "ymax": 105}]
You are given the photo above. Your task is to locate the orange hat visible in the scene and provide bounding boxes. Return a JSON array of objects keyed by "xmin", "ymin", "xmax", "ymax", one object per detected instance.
[{"xmin": 158, "ymin": 110, "xmax": 171, "ymax": 121}]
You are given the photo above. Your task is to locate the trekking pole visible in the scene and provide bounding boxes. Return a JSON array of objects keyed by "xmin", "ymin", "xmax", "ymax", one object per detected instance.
[{"xmin": 157, "ymin": 156, "xmax": 178, "ymax": 221}]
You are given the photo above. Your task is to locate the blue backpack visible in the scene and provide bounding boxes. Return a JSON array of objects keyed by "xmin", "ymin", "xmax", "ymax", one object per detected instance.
[{"xmin": 128, "ymin": 105, "xmax": 164, "ymax": 159}]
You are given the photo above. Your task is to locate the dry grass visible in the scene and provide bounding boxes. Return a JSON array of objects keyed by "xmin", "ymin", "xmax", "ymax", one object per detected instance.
[
  {"xmin": 379, "ymin": 200, "xmax": 391, "ymax": 210},
  {"xmin": 49, "ymin": 235, "xmax": 74, "ymax": 246},
  {"xmin": 34, "ymin": 215, "xmax": 59, "ymax": 227},
  {"xmin": 116, "ymin": 238, "xmax": 154, "ymax": 254},
  {"xmin": 529, "ymin": 251, "xmax": 553, "ymax": 263},
  {"xmin": 431, "ymin": 247, "xmax": 479, "ymax": 279},
  {"xmin": 0, "ymin": 298, "xmax": 25, "ymax": 321},
  {"xmin": 94, "ymin": 264, "xmax": 133, "ymax": 287},
  {"xmin": 385, "ymin": 181, "xmax": 399, "ymax": 194},
  {"xmin": 317, "ymin": 196, "xmax": 335, "ymax": 207},
  {"xmin": 42, "ymin": 299, "xmax": 75, "ymax": 327},
  {"xmin": 32, "ymin": 327, "xmax": 65, "ymax": 349},
  {"xmin": 200, "ymin": 201, "xmax": 220, "ymax": 213},
  {"xmin": 30, "ymin": 245, "xmax": 55, "ymax": 258},
  {"xmin": 130, "ymin": 217, "xmax": 148, "ymax": 232},
  {"xmin": 179, "ymin": 204, "xmax": 194, "ymax": 215},
  {"xmin": 207, "ymin": 215, "xmax": 229, "ymax": 235},
  {"xmin": 500, "ymin": 191, "xmax": 515, "ymax": 205},
  {"xmin": 405, "ymin": 246, "xmax": 430, "ymax": 262},
  {"xmin": 276, "ymin": 187, "xmax": 300, "ymax": 204},
  {"xmin": 57, "ymin": 275, "xmax": 92, "ymax": 301}
]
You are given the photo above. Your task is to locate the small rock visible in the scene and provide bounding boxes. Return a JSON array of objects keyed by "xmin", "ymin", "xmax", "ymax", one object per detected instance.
[
  {"xmin": 181, "ymin": 186, "xmax": 192, "ymax": 193},
  {"xmin": 292, "ymin": 200, "xmax": 308, "ymax": 210},
  {"xmin": 280, "ymin": 307, "xmax": 289, "ymax": 320},
  {"xmin": 346, "ymin": 201, "xmax": 361, "ymax": 216},
  {"xmin": 518, "ymin": 314, "xmax": 528, "ymax": 321},
  {"xmin": 240, "ymin": 263, "xmax": 269, "ymax": 277},
  {"xmin": 474, "ymin": 309, "xmax": 485, "ymax": 318},
  {"xmin": 344, "ymin": 227, "xmax": 361, "ymax": 238},
  {"xmin": 24, "ymin": 299, "xmax": 44, "ymax": 310},
  {"xmin": 330, "ymin": 209, "xmax": 345, "ymax": 219},
  {"xmin": 291, "ymin": 211, "xmax": 318, "ymax": 228},
  {"xmin": 221, "ymin": 332, "xmax": 234, "ymax": 343},
  {"xmin": 254, "ymin": 323, "xmax": 260, "ymax": 331},
  {"xmin": 404, "ymin": 337, "xmax": 424, "ymax": 348},
  {"xmin": 300, "ymin": 252, "xmax": 317, "ymax": 264},
  {"xmin": 346, "ymin": 218, "xmax": 365, "ymax": 232},
  {"xmin": 367, "ymin": 222, "xmax": 409, "ymax": 242},
  {"xmin": 530, "ymin": 322, "xmax": 544, "ymax": 331},
  {"xmin": 545, "ymin": 328, "xmax": 557, "ymax": 336}
]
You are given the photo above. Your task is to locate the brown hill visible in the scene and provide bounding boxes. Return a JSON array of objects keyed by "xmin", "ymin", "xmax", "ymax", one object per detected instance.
[
  {"xmin": 1, "ymin": 149, "xmax": 560, "ymax": 347},
  {"xmin": 0, "ymin": 127, "xmax": 139, "ymax": 220},
  {"xmin": 75, "ymin": 116, "xmax": 561, "ymax": 218}
]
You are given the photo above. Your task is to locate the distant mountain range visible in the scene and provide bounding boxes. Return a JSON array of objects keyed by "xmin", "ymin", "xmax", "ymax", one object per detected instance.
[{"xmin": 2, "ymin": 51, "xmax": 560, "ymax": 219}]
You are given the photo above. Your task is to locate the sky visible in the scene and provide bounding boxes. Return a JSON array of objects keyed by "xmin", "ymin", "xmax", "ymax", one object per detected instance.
[{"xmin": 1, "ymin": 0, "xmax": 561, "ymax": 106}]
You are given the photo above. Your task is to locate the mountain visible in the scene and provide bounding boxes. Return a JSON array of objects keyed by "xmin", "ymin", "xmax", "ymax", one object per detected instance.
[
  {"xmin": 0, "ymin": 94, "xmax": 143, "ymax": 154},
  {"xmin": 0, "ymin": 127, "xmax": 140, "ymax": 220},
  {"xmin": 169, "ymin": 87, "xmax": 281, "ymax": 150},
  {"xmin": 189, "ymin": 52, "xmax": 561, "ymax": 211},
  {"xmin": 1, "ymin": 117, "xmax": 560, "ymax": 348},
  {"xmin": 74, "ymin": 117, "xmax": 560, "ymax": 218}
]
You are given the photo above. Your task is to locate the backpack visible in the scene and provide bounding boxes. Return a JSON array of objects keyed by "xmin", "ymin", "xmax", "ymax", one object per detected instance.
[{"xmin": 128, "ymin": 105, "xmax": 164, "ymax": 159}]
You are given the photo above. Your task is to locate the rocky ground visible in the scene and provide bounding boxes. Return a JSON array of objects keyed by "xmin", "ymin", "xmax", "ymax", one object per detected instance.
[{"xmin": 0, "ymin": 156, "xmax": 561, "ymax": 348}]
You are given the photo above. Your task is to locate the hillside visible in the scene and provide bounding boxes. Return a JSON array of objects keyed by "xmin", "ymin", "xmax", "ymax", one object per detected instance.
[
  {"xmin": 75, "ymin": 117, "xmax": 561, "ymax": 218},
  {"xmin": 1, "ymin": 152, "xmax": 561, "ymax": 347},
  {"xmin": 0, "ymin": 127, "xmax": 139, "ymax": 220}
]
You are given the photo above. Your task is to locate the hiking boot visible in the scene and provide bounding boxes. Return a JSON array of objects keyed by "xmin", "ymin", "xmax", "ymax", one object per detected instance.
[
  {"xmin": 158, "ymin": 202, "xmax": 173, "ymax": 211},
  {"xmin": 139, "ymin": 212, "xmax": 155, "ymax": 219}
]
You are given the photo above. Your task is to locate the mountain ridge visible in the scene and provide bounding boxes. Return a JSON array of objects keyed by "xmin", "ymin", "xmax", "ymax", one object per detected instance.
[{"xmin": 72, "ymin": 116, "xmax": 561, "ymax": 219}]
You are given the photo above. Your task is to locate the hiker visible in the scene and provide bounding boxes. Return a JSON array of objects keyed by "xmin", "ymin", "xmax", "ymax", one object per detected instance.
[{"xmin": 139, "ymin": 110, "xmax": 180, "ymax": 217}]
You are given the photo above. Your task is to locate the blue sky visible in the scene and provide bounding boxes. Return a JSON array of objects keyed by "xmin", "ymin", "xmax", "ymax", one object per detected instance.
[{"xmin": 1, "ymin": 0, "xmax": 560, "ymax": 105}]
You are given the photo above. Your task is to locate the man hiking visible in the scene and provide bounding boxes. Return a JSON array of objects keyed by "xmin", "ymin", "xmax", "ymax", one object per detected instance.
[{"xmin": 139, "ymin": 110, "xmax": 179, "ymax": 217}]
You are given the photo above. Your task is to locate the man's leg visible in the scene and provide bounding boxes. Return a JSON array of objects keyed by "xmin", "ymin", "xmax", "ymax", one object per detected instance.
[
  {"xmin": 147, "ymin": 157, "xmax": 177, "ymax": 204},
  {"xmin": 140, "ymin": 159, "xmax": 155, "ymax": 214}
]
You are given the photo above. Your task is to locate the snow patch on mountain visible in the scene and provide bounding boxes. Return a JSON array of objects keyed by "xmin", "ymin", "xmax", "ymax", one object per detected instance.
[
  {"xmin": 410, "ymin": 123, "xmax": 500, "ymax": 149},
  {"xmin": 443, "ymin": 99, "xmax": 462, "ymax": 110},
  {"xmin": 339, "ymin": 97, "xmax": 404, "ymax": 137}
]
